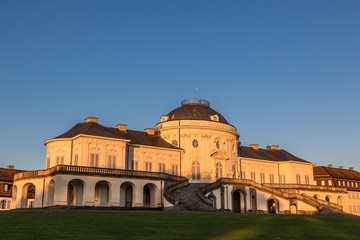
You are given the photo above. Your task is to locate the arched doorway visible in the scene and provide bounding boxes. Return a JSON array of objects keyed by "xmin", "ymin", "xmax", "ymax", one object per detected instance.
[
  {"xmin": 208, "ymin": 193, "xmax": 216, "ymax": 208},
  {"xmin": 21, "ymin": 183, "xmax": 35, "ymax": 208},
  {"xmin": 267, "ymin": 198, "xmax": 278, "ymax": 214},
  {"xmin": 325, "ymin": 195, "xmax": 331, "ymax": 204},
  {"xmin": 47, "ymin": 180, "xmax": 55, "ymax": 207},
  {"xmin": 95, "ymin": 181, "xmax": 110, "ymax": 207},
  {"xmin": 232, "ymin": 190, "xmax": 246, "ymax": 213},
  {"xmin": 67, "ymin": 179, "xmax": 85, "ymax": 206},
  {"xmin": 337, "ymin": 196, "xmax": 343, "ymax": 206},
  {"xmin": 290, "ymin": 203, "xmax": 297, "ymax": 214},
  {"xmin": 120, "ymin": 182, "xmax": 134, "ymax": 208},
  {"xmin": 143, "ymin": 183, "xmax": 157, "ymax": 208}
]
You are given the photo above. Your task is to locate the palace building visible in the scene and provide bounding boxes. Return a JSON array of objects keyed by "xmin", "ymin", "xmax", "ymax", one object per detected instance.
[{"xmin": 7, "ymin": 98, "xmax": 360, "ymax": 215}]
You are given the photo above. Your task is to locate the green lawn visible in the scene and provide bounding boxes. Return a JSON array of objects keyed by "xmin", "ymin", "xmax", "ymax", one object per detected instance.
[{"xmin": 0, "ymin": 210, "xmax": 359, "ymax": 240}]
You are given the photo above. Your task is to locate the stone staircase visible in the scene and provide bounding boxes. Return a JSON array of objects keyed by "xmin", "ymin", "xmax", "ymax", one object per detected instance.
[{"xmin": 169, "ymin": 183, "xmax": 217, "ymax": 211}]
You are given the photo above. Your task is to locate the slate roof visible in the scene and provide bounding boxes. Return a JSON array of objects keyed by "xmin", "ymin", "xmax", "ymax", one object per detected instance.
[
  {"xmin": 313, "ymin": 166, "xmax": 360, "ymax": 181},
  {"xmin": 166, "ymin": 102, "xmax": 229, "ymax": 124},
  {"xmin": 51, "ymin": 121, "xmax": 179, "ymax": 150},
  {"xmin": 239, "ymin": 146, "xmax": 310, "ymax": 163},
  {"xmin": 0, "ymin": 167, "xmax": 24, "ymax": 182}
]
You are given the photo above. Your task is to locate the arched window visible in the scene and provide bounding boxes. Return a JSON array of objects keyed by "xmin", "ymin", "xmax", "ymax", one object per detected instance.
[
  {"xmin": 192, "ymin": 161, "xmax": 200, "ymax": 181},
  {"xmin": 216, "ymin": 162, "xmax": 222, "ymax": 179}
]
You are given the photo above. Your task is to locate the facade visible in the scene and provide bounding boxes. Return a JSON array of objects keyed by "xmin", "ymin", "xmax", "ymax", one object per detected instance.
[
  {"xmin": 314, "ymin": 165, "xmax": 360, "ymax": 215},
  {"xmin": 9, "ymin": 98, "xmax": 359, "ymax": 215},
  {"xmin": 0, "ymin": 165, "xmax": 23, "ymax": 210}
]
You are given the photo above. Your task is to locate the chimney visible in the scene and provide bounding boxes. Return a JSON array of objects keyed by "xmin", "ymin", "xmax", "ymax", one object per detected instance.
[
  {"xmin": 116, "ymin": 124, "xmax": 127, "ymax": 131},
  {"xmin": 144, "ymin": 128, "xmax": 155, "ymax": 135},
  {"xmin": 84, "ymin": 116, "xmax": 98, "ymax": 123},
  {"xmin": 327, "ymin": 164, "xmax": 333, "ymax": 168},
  {"xmin": 266, "ymin": 145, "xmax": 279, "ymax": 150},
  {"xmin": 7, "ymin": 165, "xmax": 14, "ymax": 170},
  {"xmin": 339, "ymin": 166, "xmax": 343, "ymax": 169},
  {"xmin": 249, "ymin": 144, "xmax": 259, "ymax": 150},
  {"xmin": 349, "ymin": 167, "xmax": 354, "ymax": 170}
]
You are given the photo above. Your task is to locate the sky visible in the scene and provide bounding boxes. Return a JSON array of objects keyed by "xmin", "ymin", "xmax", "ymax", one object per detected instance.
[{"xmin": 0, "ymin": 0, "xmax": 359, "ymax": 171}]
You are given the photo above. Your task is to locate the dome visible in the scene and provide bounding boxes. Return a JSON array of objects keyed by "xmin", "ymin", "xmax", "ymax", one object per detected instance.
[{"xmin": 164, "ymin": 98, "xmax": 229, "ymax": 124}]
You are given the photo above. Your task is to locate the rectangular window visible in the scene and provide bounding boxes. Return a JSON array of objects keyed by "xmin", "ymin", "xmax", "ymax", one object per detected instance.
[
  {"xmin": 269, "ymin": 174, "xmax": 274, "ymax": 184},
  {"xmin": 3, "ymin": 184, "xmax": 9, "ymax": 192},
  {"xmin": 280, "ymin": 175, "xmax": 286, "ymax": 184},
  {"xmin": 134, "ymin": 161, "xmax": 138, "ymax": 170},
  {"xmin": 56, "ymin": 156, "xmax": 64, "ymax": 165},
  {"xmin": 260, "ymin": 173, "xmax": 265, "ymax": 183},
  {"xmin": 159, "ymin": 163, "xmax": 166, "ymax": 173},
  {"xmin": 89, "ymin": 154, "xmax": 99, "ymax": 167},
  {"xmin": 0, "ymin": 200, "xmax": 6, "ymax": 209},
  {"xmin": 305, "ymin": 175, "xmax": 310, "ymax": 185},
  {"xmin": 108, "ymin": 155, "xmax": 116, "ymax": 168},
  {"xmin": 296, "ymin": 174, "xmax": 301, "ymax": 184},
  {"xmin": 250, "ymin": 172, "xmax": 256, "ymax": 181},
  {"xmin": 46, "ymin": 157, "xmax": 50, "ymax": 168},
  {"xmin": 172, "ymin": 164, "xmax": 178, "ymax": 175},
  {"xmin": 321, "ymin": 180, "xmax": 325, "ymax": 186},
  {"xmin": 145, "ymin": 162, "xmax": 152, "ymax": 172},
  {"xmin": 337, "ymin": 180, "xmax": 341, "ymax": 186},
  {"xmin": 328, "ymin": 180, "xmax": 332, "ymax": 186},
  {"xmin": 74, "ymin": 154, "xmax": 78, "ymax": 166}
]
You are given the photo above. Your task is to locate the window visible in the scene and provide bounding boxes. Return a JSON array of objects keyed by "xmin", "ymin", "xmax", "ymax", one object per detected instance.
[
  {"xmin": 343, "ymin": 181, "xmax": 346, "ymax": 186},
  {"xmin": 351, "ymin": 182, "xmax": 354, "ymax": 187},
  {"xmin": 305, "ymin": 175, "xmax": 310, "ymax": 185},
  {"xmin": 159, "ymin": 163, "xmax": 166, "ymax": 173},
  {"xmin": 215, "ymin": 140, "xmax": 220, "ymax": 150},
  {"xmin": 192, "ymin": 139, "xmax": 199, "ymax": 148},
  {"xmin": 216, "ymin": 163, "xmax": 222, "ymax": 179},
  {"xmin": 89, "ymin": 154, "xmax": 99, "ymax": 167},
  {"xmin": 171, "ymin": 139, "xmax": 178, "ymax": 147},
  {"xmin": 191, "ymin": 161, "xmax": 200, "ymax": 180},
  {"xmin": 46, "ymin": 157, "xmax": 50, "ymax": 168},
  {"xmin": 356, "ymin": 193, "xmax": 359, "ymax": 199},
  {"xmin": 296, "ymin": 174, "xmax": 301, "ymax": 184},
  {"xmin": 145, "ymin": 162, "xmax": 152, "ymax": 172},
  {"xmin": 269, "ymin": 174, "xmax": 275, "ymax": 184},
  {"xmin": 260, "ymin": 173, "xmax": 265, "ymax": 183},
  {"xmin": 0, "ymin": 200, "xmax": 6, "ymax": 209},
  {"xmin": 241, "ymin": 171, "xmax": 246, "ymax": 179},
  {"xmin": 337, "ymin": 180, "xmax": 341, "ymax": 186},
  {"xmin": 3, "ymin": 184, "xmax": 9, "ymax": 192},
  {"xmin": 133, "ymin": 161, "xmax": 138, "ymax": 170},
  {"xmin": 328, "ymin": 180, "xmax": 333, "ymax": 186},
  {"xmin": 347, "ymin": 181, "xmax": 350, "ymax": 187},
  {"xmin": 172, "ymin": 164, "xmax": 178, "ymax": 175},
  {"xmin": 280, "ymin": 175, "xmax": 286, "ymax": 184},
  {"xmin": 251, "ymin": 172, "xmax": 256, "ymax": 181},
  {"xmin": 108, "ymin": 155, "xmax": 116, "ymax": 168},
  {"xmin": 56, "ymin": 156, "xmax": 64, "ymax": 165},
  {"xmin": 74, "ymin": 154, "xmax": 78, "ymax": 166},
  {"xmin": 321, "ymin": 180, "xmax": 325, "ymax": 186}
]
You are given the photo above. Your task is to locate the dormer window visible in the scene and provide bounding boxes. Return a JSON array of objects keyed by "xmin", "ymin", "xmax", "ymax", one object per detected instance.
[
  {"xmin": 210, "ymin": 114, "xmax": 219, "ymax": 121},
  {"xmin": 160, "ymin": 115, "xmax": 169, "ymax": 122}
]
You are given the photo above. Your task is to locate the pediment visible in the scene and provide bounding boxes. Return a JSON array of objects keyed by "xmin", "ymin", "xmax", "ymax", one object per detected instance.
[{"xmin": 210, "ymin": 151, "xmax": 229, "ymax": 160}]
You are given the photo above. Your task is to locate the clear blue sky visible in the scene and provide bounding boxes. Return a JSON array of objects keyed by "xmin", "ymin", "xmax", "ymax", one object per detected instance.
[{"xmin": 0, "ymin": 0, "xmax": 359, "ymax": 171}]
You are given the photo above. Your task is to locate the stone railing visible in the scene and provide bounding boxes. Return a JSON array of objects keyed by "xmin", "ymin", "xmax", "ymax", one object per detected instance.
[
  {"xmin": 199, "ymin": 178, "xmax": 343, "ymax": 211},
  {"xmin": 163, "ymin": 177, "xmax": 189, "ymax": 206},
  {"xmin": 14, "ymin": 165, "xmax": 187, "ymax": 182}
]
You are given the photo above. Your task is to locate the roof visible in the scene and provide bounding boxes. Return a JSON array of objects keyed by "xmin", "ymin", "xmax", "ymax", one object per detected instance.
[
  {"xmin": 0, "ymin": 167, "xmax": 24, "ymax": 182},
  {"xmin": 314, "ymin": 166, "xmax": 360, "ymax": 181},
  {"xmin": 165, "ymin": 98, "xmax": 229, "ymax": 124},
  {"xmin": 239, "ymin": 146, "xmax": 310, "ymax": 163},
  {"xmin": 50, "ymin": 121, "xmax": 179, "ymax": 150}
]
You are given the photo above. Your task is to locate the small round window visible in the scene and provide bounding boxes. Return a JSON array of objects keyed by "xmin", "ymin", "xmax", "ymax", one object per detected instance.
[
  {"xmin": 172, "ymin": 139, "xmax": 178, "ymax": 147},
  {"xmin": 192, "ymin": 139, "xmax": 199, "ymax": 148}
]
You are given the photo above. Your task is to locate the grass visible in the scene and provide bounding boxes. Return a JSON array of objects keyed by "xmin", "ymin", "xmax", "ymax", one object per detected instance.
[{"xmin": 0, "ymin": 210, "xmax": 359, "ymax": 240}]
